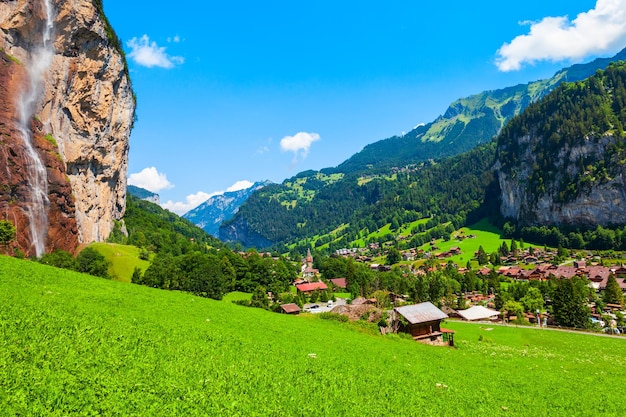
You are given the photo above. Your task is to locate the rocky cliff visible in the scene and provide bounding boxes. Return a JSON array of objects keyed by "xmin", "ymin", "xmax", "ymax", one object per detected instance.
[
  {"xmin": 0, "ymin": 0, "xmax": 135, "ymax": 256},
  {"xmin": 495, "ymin": 62, "xmax": 626, "ymax": 228}
]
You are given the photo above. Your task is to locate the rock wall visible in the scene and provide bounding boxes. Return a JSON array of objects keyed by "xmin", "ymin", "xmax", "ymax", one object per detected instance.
[
  {"xmin": 0, "ymin": 0, "xmax": 135, "ymax": 255},
  {"xmin": 496, "ymin": 133, "xmax": 626, "ymax": 228}
]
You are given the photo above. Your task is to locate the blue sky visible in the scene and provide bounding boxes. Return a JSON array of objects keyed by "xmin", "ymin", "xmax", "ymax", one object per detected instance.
[{"xmin": 103, "ymin": 0, "xmax": 626, "ymax": 214}]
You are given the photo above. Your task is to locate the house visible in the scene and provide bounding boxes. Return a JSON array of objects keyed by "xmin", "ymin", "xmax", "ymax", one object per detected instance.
[
  {"xmin": 295, "ymin": 281, "xmax": 328, "ymax": 295},
  {"xmin": 329, "ymin": 278, "xmax": 347, "ymax": 289},
  {"xmin": 393, "ymin": 302, "xmax": 453, "ymax": 345},
  {"xmin": 280, "ymin": 303, "xmax": 301, "ymax": 315}
]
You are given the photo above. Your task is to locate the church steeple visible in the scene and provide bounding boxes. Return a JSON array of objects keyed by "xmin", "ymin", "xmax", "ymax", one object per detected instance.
[{"xmin": 306, "ymin": 248, "xmax": 313, "ymax": 268}]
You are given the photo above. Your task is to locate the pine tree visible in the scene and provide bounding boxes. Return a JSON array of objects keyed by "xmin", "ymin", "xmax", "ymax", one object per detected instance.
[{"xmin": 603, "ymin": 274, "xmax": 624, "ymax": 306}]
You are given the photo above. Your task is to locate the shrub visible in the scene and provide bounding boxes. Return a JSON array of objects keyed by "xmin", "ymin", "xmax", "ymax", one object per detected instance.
[{"xmin": 318, "ymin": 312, "xmax": 349, "ymax": 322}]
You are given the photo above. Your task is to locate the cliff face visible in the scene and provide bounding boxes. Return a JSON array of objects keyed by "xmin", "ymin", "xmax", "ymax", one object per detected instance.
[
  {"xmin": 0, "ymin": 0, "xmax": 135, "ymax": 256},
  {"xmin": 496, "ymin": 134, "xmax": 626, "ymax": 228}
]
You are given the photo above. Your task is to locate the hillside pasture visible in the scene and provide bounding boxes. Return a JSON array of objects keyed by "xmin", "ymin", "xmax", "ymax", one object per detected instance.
[
  {"xmin": 88, "ymin": 242, "xmax": 150, "ymax": 283},
  {"xmin": 1, "ymin": 255, "xmax": 625, "ymax": 416}
]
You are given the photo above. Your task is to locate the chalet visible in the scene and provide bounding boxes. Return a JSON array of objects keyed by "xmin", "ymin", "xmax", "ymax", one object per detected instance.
[
  {"xmin": 449, "ymin": 247, "xmax": 461, "ymax": 255},
  {"xmin": 393, "ymin": 302, "xmax": 453, "ymax": 345},
  {"xmin": 280, "ymin": 303, "xmax": 301, "ymax": 315},
  {"xmin": 524, "ymin": 256, "xmax": 538, "ymax": 264},
  {"xmin": 402, "ymin": 251, "xmax": 416, "ymax": 261},
  {"xmin": 329, "ymin": 278, "xmax": 347, "ymax": 290},
  {"xmin": 614, "ymin": 266, "xmax": 626, "ymax": 278},
  {"xmin": 295, "ymin": 281, "xmax": 328, "ymax": 295},
  {"xmin": 551, "ymin": 266, "xmax": 578, "ymax": 279}
]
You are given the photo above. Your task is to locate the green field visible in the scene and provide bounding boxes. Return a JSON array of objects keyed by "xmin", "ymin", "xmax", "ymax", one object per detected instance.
[
  {"xmin": 89, "ymin": 242, "xmax": 151, "ymax": 282},
  {"xmin": 1, "ymin": 255, "xmax": 625, "ymax": 416},
  {"xmin": 416, "ymin": 218, "xmax": 540, "ymax": 265}
]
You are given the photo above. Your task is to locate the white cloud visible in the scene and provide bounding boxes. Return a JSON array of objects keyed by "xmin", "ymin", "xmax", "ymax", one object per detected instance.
[
  {"xmin": 280, "ymin": 131, "xmax": 320, "ymax": 162},
  {"xmin": 161, "ymin": 191, "xmax": 213, "ymax": 215},
  {"xmin": 127, "ymin": 35, "xmax": 185, "ymax": 69},
  {"xmin": 167, "ymin": 35, "xmax": 181, "ymax": 43},
  {"xmin": 227, "ymin": 180, "xmax": 254, "ymax": 192},
  {"xmin": 496, "ymin": 0, "xmax": 626, "ymax": 71},
  {"xmin": 256, "ymin": 145, "xmax": 270, "ymax": 155},
  {"xmin": 160, "ymin": 180, "xmax": 254, "ymax": 215},
  {"xmin": 128, "ymin": 167, "xmax": 174, "ymax": 193}
]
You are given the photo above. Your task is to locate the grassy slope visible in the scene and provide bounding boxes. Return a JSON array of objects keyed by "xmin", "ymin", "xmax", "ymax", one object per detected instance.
[
  {"xmin": 1, "ymin": 255, "xmax": 625, "ymax": 416},
  {"xmin": 89, "ymin": 242, "xmax": 150, "ymax": 283}
]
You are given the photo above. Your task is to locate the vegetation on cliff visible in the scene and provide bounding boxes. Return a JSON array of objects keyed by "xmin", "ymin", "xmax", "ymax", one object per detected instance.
[
  {"xmin": 221, "ymin": 143, "xmax": 497, "ymax": 251},
  {"xmin": 497, "ymin": 61, "xmax": 626, "ymax": 205}
]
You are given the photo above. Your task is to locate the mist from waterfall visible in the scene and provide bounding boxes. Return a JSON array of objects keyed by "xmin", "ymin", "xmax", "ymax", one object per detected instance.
[{"xmin": 16, "ymin": 0, "xmax": 55, "ymax": 257}]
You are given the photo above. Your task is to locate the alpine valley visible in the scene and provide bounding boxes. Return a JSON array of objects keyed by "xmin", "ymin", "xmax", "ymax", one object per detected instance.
[
  {"xmin": 215, "ymin": 48, "xmax": 626, "ymax": 252},
  {"xmin": 4, "ymin": 3, "xmax": 626, "ymax": 415}
]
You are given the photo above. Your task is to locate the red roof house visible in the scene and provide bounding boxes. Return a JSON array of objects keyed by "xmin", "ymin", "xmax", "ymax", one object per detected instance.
[{"xmin": 295, "ymin": 281, "xmax": 328, "ymax": 294}]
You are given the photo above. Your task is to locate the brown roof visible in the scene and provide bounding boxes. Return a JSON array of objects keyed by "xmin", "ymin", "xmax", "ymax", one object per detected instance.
[
  {"xmin": 552, "ymin": 266, "xmax": 578, "ymax": 279},
  {"xmin": 280, "ymin": 303, "xmax": 301, "ymax": 314},
  {"xmin": 394, "ymin": 302, "xmax": 448, "ymax": 325},
  {"xmin": 329, "ymin": 278, "xmax": 347, "ymax": 289}
]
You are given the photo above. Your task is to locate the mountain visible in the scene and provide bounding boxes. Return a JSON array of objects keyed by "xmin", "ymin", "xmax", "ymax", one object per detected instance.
[
  {"xmin": 221, "ymin": 49, "xmax": 626, "ymax": 249},
  {"xmin": 183, "ymin": 180, "xmax": 271, "ymax": 237},
  {"xmin": 338, "ymin": 47, "xmax": 626, "ymax": 174},
  {"xmin": 127, "ymin": 185, "xmax": 160, "ymax": 205},
  {"xmin": 220, "ymin": 145, "xmax": 497, "ymax": 249},
  {"xmin": 495, "ymin": 61, "xmax": 626, "ymax": 228},
  {"xmin": 0, "ymin": 0, "xmax": 135, "ymax": 256},
  {"xmin": 114, "ymin": 194, "xmax": 223, "ymax": 253}
]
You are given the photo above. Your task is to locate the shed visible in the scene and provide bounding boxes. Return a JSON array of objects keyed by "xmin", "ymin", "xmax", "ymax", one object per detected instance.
[
  {"xmin": 394, "ymin": 302, "xmax": 451, "ymax": 345},
  {"xmin": 280, "ymin": 303, "xmax": 301, "ymax": 315}
]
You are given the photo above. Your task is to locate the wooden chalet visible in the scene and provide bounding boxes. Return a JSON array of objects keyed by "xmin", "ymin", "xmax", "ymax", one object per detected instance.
[
  {"xmin": 394, "ymin": 302, "xmax": 453, "ymax": 346},
  {"xmin": 329, "ymin": 278, "xmax": 347, "ymax": 289},
  {"xmin": 280, "ymin": 303, "xmax": 301, "ymax": 315}
]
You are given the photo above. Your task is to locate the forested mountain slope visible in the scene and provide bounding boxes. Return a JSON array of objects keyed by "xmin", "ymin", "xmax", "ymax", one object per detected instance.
[
  {"xmin": 220, "ymin": 144, "xmax": 497, "ymax": 249},
  {"xmin": 496, "ymin": 61, "xmax": 626, "ymax": 228},
  {"xmin": 220, "ymin": 50, "xmax": 626, "ymax": 251},
  {"xmin": 338, "ymin": 48, "xmax": 626, "ymax": 173}
]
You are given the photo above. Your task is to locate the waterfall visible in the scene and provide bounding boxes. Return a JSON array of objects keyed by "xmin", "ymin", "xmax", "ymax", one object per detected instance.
[{"xmin": 16, "ymin": 0, "xmax": 55, "ymax": 257}]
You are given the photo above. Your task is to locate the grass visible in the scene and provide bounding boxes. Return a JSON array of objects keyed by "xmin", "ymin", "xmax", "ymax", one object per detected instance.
[
  {"xmin": 88, "ymin": 242, "xmax": 150, "ymax": 283},
  {"xmin": 1, "ymin": 255, "xmax": 625, "ymax": 416},
  {"xmin": 417, "ymin": 218, "xmax": 541, "ymax": 265},
  {"xmin": 222, "ymin": 291, "xmax": 252, "ymax": 303}
]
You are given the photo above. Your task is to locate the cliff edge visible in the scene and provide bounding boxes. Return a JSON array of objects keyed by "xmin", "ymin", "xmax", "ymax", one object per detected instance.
[{"xmin": 0, "ymin": 0, "xmax": 135, "ymax": 256}]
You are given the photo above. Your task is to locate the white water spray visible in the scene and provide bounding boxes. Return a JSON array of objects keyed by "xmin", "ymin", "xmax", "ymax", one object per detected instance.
[{"xmin": 16, "ymin": 0, "xmax": 55, "ymax": 257}]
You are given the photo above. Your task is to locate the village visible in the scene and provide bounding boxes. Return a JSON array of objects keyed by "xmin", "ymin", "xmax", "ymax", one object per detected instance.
[{"xmin": 267, "ymin": 240, "xmax": 626, "ymax": 347}]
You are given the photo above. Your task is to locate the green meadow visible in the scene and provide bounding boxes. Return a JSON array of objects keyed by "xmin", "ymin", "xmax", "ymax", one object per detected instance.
[
  {"xmin": 416, "ymin": 219, "xmax": 540, "ymax": 266},
  {"xmin": 1, "ymin": 255, "xmax": 625, "ymax": 416},
  {"xmin": 88, "ymin": 242, "xmax": 151, "ymax": 282}
]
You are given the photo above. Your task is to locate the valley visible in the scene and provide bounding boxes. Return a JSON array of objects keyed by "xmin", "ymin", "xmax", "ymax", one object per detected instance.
[{"xmin": 2, "ymin": 1, "xmax": 626, "ymax": 415}]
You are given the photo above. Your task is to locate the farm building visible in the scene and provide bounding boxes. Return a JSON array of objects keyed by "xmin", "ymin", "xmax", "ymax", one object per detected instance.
[
  {"xmin": 393, "ymin": 302, "xmax": 453, "ymax": 346},
  {"xmin": 280, "ymin": 303, "xmax": 301, "ymax": 315},
  {"xmin": 295, "ymin": 281, "xmax": 328, "ymax": 295},
  {"xmin": 329, "ymin": 278, "xmax": 347, "ymax": 289}
]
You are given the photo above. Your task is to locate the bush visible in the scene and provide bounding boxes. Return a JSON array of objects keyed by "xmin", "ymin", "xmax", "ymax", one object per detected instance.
[{"xmin": 318, "ymin": 312, "xmax": 349, "ymax": 322}]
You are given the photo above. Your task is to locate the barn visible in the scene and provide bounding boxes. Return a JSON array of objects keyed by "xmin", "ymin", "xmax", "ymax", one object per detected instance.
[{"xmin": 393, "ymin": 302, "xmax": 453, "ymax": 346}]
